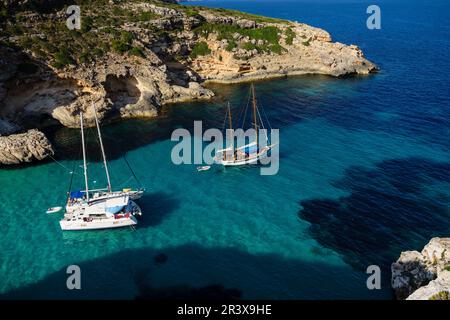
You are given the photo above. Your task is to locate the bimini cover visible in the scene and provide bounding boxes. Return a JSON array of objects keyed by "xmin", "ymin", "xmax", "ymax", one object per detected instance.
[
  {"xmin": 70, "ymin": 190, "xmax": 85, "ymax": 199},
  {"xmin": 85, "ymin": 195, "xmax": 129, "ymax": 215},
  {"xmin": 105, "ymin": 195, "xmax": 129, "ymax": 214}
]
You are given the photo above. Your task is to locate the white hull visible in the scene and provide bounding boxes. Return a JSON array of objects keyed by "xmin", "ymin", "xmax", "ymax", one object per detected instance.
[
  {"xmin": 60, "ymin": 215, "xmax": 137, "ymax": 231},
  {"xmin": 219, "ymin": 155, "xmax": 260, "ymax": 166},
  {"xmin": 215, "ymin": 145, "xmax": 272, "ymax": 167},
  {"xmin": 61, "ymin": 199, "xmax": 141, "ymax": 231}
]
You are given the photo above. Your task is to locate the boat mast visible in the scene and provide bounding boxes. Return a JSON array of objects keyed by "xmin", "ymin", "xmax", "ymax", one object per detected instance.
[
  {"xmin": 92, "ymin": 104, "xmax": 112, "ymax": 192},
  {"xmin": 252, "ymin": 84, "xmax": 258, "ymax": 146},
  {"xmin": 227, "ymin": 102, "xmax": 234, "ymax": 160},
  {"xmin": 80, "ymin": 112, "xmax": 89, "ymax": 201}
]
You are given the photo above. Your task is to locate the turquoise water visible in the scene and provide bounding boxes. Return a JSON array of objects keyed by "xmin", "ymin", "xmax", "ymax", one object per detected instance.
[{"xmin": 1, "ymin": 1, "xmax": 450, "ymax": 299}]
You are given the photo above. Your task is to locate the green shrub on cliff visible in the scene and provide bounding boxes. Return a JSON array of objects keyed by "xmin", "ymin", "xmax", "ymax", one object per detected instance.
[
  {"xmin": 52, "ymin": 47, "xmax": 74, "ymax": 69},
  {"xmin": 242, "ymin": 41, "xmax": 285, "ymax": 55},
  {"xmin": 194, "ymin": 23, "xmax": 285, "ymax": 54},
  {"xmin": 129, "ymin": 46, "xmax": 145, "ymax": 58},
  {"xmin": 190, "ymin": 41, "xmax": 211, "ymax": 59},
  {"xmin": 112, "ymin": 31, "xmax": 133, "ymax": 54},
  {"xmin": 112, "ymin": 39, "xmax": 130, "ymax": 54},
  {"xmin": 195, "ymin": 23, "xmax": 281, "ymax": 46},
  {"xmin": 242, "ymin": 42, "xmax": 258, "ymax": 51},
  {"xmin": 267, "ymin": 43, "xmax": 285, "ymax": 54},
  {"xmin": 226, "ymin": 40, "xmax": 237, "ymax": 52},
  {"xmin": 246, "ymin": 26, "xmax": 280, "ymax": 45},
  {"xmin": 429, "ymin": 291, "xmax": 449, "ymax": 300},
  {"xmin": 138, "ymin": 11, "xmax": 158, "ymax": 21},
  {"xmin": 81, "ymin": 16, "xmax": 94, "ymax": 33},
  {"xmin": 285, "ymin": 28, "xmax": 296, "ymax": 45}
]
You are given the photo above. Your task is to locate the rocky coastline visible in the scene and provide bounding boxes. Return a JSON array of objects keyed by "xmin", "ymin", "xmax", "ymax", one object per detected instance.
[
  {"xmin": 392, "ymin": 237, "xmax": 450, "ymax": 300},
  {"xmin": 0, "ymin": 128, "xmax": 54, "ymax": 164},
  {"xmin": 0, "ymin": 0, "xmax": 377, "ymax": 164}
]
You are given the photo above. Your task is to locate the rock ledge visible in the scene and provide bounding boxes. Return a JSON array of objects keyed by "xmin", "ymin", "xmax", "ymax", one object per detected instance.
[
  {"xmin": 0, "ymin": 129, "xmax": 54, "ymax": 165},
  {"xmin": 392, "ymin": 237, "xmax": 450, "ymax": 300}
]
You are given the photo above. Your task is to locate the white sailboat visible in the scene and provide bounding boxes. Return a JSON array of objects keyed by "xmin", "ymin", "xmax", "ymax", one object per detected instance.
[
  {"xmin": 60, "ymin": 106, "xmax": 143, "ymax": 231},
  {"xmin": 214, "ymin": 84, "xmax": 275, "ymax": 167}
]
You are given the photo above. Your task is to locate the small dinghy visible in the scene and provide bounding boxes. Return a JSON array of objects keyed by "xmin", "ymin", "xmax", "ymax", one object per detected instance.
[
  {"xmin": 197, "ymin": 166, "xmax": 211, "ymax": 172},
  {"xmin": 46, "ymin": 207, "xmax": 62, "ymax": 214}
]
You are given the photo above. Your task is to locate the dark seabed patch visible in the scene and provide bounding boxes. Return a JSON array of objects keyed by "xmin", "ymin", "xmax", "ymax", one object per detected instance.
[
  {"xmin": 154, "ymin": 253, "xmax": 169, "ymax": 266},
  {"xmin": 137, "ymin": 192, "xmax": 181, "ymax": 228},
  {"xmin": 299, "ymin": 158, "xmax": 450, "ymax": 276}
]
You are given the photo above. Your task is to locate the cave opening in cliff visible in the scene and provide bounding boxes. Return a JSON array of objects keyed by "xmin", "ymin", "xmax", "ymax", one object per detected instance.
[
  {"xmin": 2, "ymin": 78, "xmax": 82, "ymax": 129},
  {"xmin": 104, "ymin": 75, "xmax": 141, "ymax": 110}
]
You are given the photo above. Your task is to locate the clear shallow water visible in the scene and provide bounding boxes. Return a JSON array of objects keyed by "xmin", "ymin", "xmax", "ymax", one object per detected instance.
[{"xmin": 1, "ymin": 0, "xmax": 449, "ymax": 299}]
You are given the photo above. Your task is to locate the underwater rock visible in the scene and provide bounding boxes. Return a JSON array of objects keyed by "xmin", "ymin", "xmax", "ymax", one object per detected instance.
[{"xmin": 154, "ymin": 253, "xmax": 169, "ymax": 265}]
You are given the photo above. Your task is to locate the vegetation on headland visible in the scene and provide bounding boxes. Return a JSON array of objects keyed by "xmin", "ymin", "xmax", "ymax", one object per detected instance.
[
  {"xmin": 189, "ymin": 41, "xmax": 211, "ymax": 59},
  {"xmin": 194, "ymin": 23, "xmax": 286, "ymax": 54},
  {"xmin": 0, "ymin": 0, "xmax": 294, "ymax": 69},
  {"xmin": 1, "ymin": 1, "xmax": 152, "ymax": 67},
  {"xmin": 285, "ymin": 27, "xmax": 296, "ymax": 45}
]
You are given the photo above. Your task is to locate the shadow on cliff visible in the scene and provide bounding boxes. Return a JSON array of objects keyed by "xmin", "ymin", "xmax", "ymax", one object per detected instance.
[
  {"xmin": 298, "ymin": 157, "xmax": 450, "ymax": 277},
  {"xmin": 0, "ymin": 243, "xmax": 390, "ymax": 300}
]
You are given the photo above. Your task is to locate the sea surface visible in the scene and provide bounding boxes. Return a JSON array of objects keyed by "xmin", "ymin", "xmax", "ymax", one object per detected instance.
[{"xmin": 1, "ymin": 0, "xmax": 449, "ymax": 299}]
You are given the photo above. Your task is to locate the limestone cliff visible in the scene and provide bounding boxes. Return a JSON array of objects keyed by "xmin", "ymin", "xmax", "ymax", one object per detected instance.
[
  {"xmin": 392, "ymin": 237, "xmax": 450, "ymax": 300},
  {"xmin": 0, "ymin": 0, "xmax": 377, "ymax": 164},
  {"xmin": 0, "ymin": 129, "xmax": 54, "ymax": 164}
]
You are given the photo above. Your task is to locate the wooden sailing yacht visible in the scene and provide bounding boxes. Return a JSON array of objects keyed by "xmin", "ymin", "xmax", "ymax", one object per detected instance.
[
  {"xmin": 214, "ymin": 84, "xmax": 275, "ymax": 166},
  {"xmin": 60, "ymin": 105, "xmax": 144, "ymax": 231}
]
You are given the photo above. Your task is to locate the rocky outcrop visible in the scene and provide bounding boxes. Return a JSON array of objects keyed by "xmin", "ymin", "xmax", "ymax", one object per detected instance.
[
  {"xmin": 0, "ymin": 129, "xmax": 54, "ymax": 164},
  {"xmin": 392, "ymin": 237, "xmax": 450, "ymax": 300},
  {"xmin": 0, "ymin": 45, "xmax": 213, "ymax": 129},
  {"xmin": 407, "ymin": 271, "xmax": 450, "ymax": 300},
  {"xmin": 190, "ymin": 25, "xmax": 376, "ymax": 83}
]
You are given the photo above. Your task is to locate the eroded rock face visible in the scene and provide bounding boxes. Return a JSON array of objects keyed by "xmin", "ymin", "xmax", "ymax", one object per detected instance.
[
  {"xmin": 189, "ymin": 26, "xmax": 377, "ymax": 83},
  {"xmin": 407, "ymin": 271, "xmax": 450, "ymax": 300},
  {"xmin": 392, "ymin": 238, "xmax": 450, "ymax": 300},
  {"xmin": 0, "ymin": 129, "xmax": 54, "ymax": 164}
]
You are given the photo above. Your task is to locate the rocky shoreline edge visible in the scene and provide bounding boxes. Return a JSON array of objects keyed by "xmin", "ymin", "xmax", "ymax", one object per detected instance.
[{"xmin": 392, "ymin": 237, "xmax": 450, "ymax": 300}]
